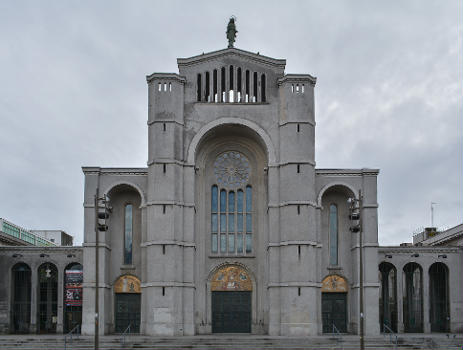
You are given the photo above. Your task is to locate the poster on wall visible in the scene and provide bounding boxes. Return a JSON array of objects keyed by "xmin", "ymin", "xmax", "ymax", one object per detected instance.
[{"xmin": 65, "ymin": 270, "xmax": 83, "ymax": 306}]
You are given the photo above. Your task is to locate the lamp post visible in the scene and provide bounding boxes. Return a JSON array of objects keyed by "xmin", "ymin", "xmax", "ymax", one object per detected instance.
[
  {"xmin": 349, "ymin": 190, "xmax": 364, "ymax": 350},
  {"xmin": 94, "ymin": 191, "xmax": 110, "ymax": 350},
  {"xmin": 94, "ymin": 190, "xmax": 99, "ymax": 350}
]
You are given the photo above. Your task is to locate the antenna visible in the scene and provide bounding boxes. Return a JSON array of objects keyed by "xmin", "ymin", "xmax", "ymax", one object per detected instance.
[{"xmin": 431, "ymin": 202, "xmax": 437, "ymax": 227}]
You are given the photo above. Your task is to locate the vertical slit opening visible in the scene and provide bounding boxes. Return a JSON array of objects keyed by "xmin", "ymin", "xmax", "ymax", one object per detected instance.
[
  {"xmin": 261, "ymin": 74, "xmax": 266, "ymax": 102},
  {"xmin": 163, "ymin": 163, "xmax": 166, "ymax": 173},
  {"xmin": 162, "ymin": 204, "xmax": 166, "ymax": 214},
  {"xmin": 253, "ymin": 72, "xmax": 258, "ymax": 102},
  {"xmin": 213, "ymin": 69, "xmax": 218, "ymax": 102},
  {"xmin": 291, "ymin": 84, "xmax": 294, "ymax": 93},
  {"xmin": 302, "ymin": 84, "xmax": 305, "ymax": 93},
  {"xmin": 197, "ymin": 74, "xmax": 202, "ymax": 102},
  {"xmin": 162, "ymin": 287, "xmax": 165, "ymax": 296},
  {"xmin": 297, "ymin": 124, "xmax": 300, "ymax": 132},
  {"xmin": 237, "ymin": 67, "xmax": 242, "ymax": 102},
  {"xmin": 297, "ymin": 164, "xmax": 300, "ymax": 173},
  {"xmin": 158, "ymin": 82, "xmax": 162, "ymax": 91},
  {"xmin": 163, "ymin": 123, "xmax": 166, "ymax": 132},
  {"xmin": 298, "ymin": 245, "xmax": 301, "ymax": 257},
  {"xmin": 164, "ymin": 83, "xmax": 167, "ymax": 92},
  {"xmin": 297, "ymin": 205, "xmax": 300, "ymax": 215},
  {"xmin": 221, "ymin": 67, "xmax": 226, "ymax": 102},
  {"xmin": 298, "ymin": 287, "xmax": 301, "ymax": 296},
  {"xmin": 245, "ymin": 70, "xmax": 250, "ymax": 103},
  {"xmin": 169, "ymin": 82, "xmax": 172, "ymax": 92},
  {"xmin": 162, "ymin": 244, "xmax": 166, "ymax": 255},
  {"xmin": 205, "ymin": 71, "xmax": 210, "ymax": 102}
]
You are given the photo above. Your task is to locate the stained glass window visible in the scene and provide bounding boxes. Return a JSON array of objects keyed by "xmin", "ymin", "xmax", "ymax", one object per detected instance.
[
  {"xmin": 329, "ymin": 204, "xmax": 338, "ymax": 266},
  {"xmin": 124, "ymin": 204, "xmax": 133, "ymax": 265},
  {"xmin": 210, "ymin": 152, "xmax": 252, "ymax": 255}
]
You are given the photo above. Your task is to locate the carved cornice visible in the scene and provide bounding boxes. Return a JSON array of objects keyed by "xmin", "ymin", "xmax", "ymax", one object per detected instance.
[
  {"xmin": 146, "ymin": 73, "xmax": 186, "ymax": 84},
  {"xmin": 315, "ymin": 168, "xmax": 380, "ymax": 176},
  {"xmin": 177, "ymin": 48, "xmax": 286, "ymax": 69},
  {"xmin": 378, "ymin": 246, "xmax": 461, "ymax": 254},
  {"xmin": 277, "ymin": 74, "xmax": 317, "ymax": 86}
]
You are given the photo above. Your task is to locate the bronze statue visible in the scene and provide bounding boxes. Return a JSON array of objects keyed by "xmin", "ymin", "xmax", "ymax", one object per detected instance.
[{"xmin": 226, "ymin": 17, "xmax": 237, "ymax": 48}]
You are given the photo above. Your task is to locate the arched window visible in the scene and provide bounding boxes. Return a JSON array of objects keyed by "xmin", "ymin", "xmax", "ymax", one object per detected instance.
[
  {"xmin": 253, "ymin": 72, "xmax": 258, "ymax": 102},
  {"xmin": 38, "ymin": 263, "xmax": 58, "ymax": 333},
  {"xmin": 329, "ymin": 204, "xmax": 338, "ymax": 265},
  {"xmin": 124, "ymin": 204, "xmax": 133, "ymax": 265},
  {"xmin": 12, "ymin": 263, "xmax": 31, "ymax": 333},
  {"xmin": 429, "ymin": 262, "xmax": 449, "ymax": 332},
  {"xmin": 379, "ymin": 262, "xmax": 397, "ymax": 332},
  {"xmin": 211, "ymin": 151, "xmax": 252, "ymax": 255},
  {"xmin": 403, "ymin": 262, "xmax": 423, "ymax": 332},
  {"xmin": 64, "ymin": 263, "xmax": 83, "ymax": 333}
]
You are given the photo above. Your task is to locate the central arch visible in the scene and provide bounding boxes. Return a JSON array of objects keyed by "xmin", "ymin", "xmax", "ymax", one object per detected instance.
[{"xmin": 187, "ymin": 117, "xmax": 276, "ymax": 165}]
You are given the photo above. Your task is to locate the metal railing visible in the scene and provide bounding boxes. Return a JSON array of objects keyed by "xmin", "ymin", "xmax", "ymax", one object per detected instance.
[
  {"xmin": 383, "ymin": 323, "xmax": 398, "ymax": 349},
  {"xmin": 64, "ymin": 324, "xmax": 80, "ymax": 350},
  {"xmin": 332, "ymin": 323, "xmax": 343, "ymax": 349},
  {"xmin": 120, "ymin": 323, "xmax": 132, "ymax": 347}
]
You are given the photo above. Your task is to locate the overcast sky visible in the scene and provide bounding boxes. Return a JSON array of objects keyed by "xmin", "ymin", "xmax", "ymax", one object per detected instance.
[{"xmin": 0, "ymin": 1, "xmax": 461, "ymax": 246}]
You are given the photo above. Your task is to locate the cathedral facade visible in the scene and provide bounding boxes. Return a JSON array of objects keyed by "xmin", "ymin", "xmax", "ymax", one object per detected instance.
[
  {"xmin": 81, "ymin": 47, "xmax": 382, "ymax": 336},
  {"xmin": 2, "ymin": 45, "xmax": 460, "ymax": 337}
]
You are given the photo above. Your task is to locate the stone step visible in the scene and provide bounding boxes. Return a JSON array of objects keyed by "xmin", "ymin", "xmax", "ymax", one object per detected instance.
[{"xmin": 0, "ymin": 335, "xmax": 460, "ymax": 350}]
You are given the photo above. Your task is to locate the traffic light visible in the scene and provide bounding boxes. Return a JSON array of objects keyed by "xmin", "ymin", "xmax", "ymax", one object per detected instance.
[
  {"xmin": 348, "ymin": 197, "xmax": 361, "ymax": 233},
  {"xmin": 96, "ymin": 194, "xmax": 111, "ymax": 231}
]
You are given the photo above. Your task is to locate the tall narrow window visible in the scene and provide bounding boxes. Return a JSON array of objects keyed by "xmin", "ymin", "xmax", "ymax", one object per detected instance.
[
  {"xmin": 197, "ymin": 74, "xmax": 202, "ymax": 102},
  {"xmin": 246, "ymin": 185, "xmax": 252, "ymax": 253},
  {"xmin": 211, "ymin": 185, "xmax": 218, "ymax": 253},
  {"xmin": 261, "ymin": 74, "xmax": 266, "ymax": 102},
  {"xmin": 253, "ymin": 72, "xmax": 258, "ymax": 102},
  {"xmin": 237, "ymin": 189, "xmax": 244, "ymax": 253},
  {"xmin": 205, "ymin": 71, "xmax": 210, "ymax": 102},
  {"xmin": 220, "ymin": 189, "xmax": 227, "ymax": 253},
  {"xmin": 213, "ymin": 69, "xmax": 218, "ymax": 102},
  {"xmin": 229, "ymin": 66, "xmax": 234, "ymax": 102},
  {"xmin": 124, "ymin": 204, "xmax": 133, "ymax": 265},
  {"xmin": 237, "ymin": 67, "xmax": 242, "ymax": 102},
  {"xmin": 228, "ymin": 191, "xmax": 235, "ymax": 253},
  {"xmin": 221, "ymin": 67, "xmax": 226, "ymax": 102},
  {"xmin": 245, "ymin": 70, "xmax": 250, "ymax": 103},
  {"xmin": 329, "ymin": 204, "xmax": 338, "ymax": 265}
]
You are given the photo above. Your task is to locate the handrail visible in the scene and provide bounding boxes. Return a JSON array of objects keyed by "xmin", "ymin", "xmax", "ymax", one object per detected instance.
[
  {"xmin": 332, "ymin": 324, "xmax": 343, "ymax": 349},
  {"xmin": 382, "ymin": 323, "xmax": 398, "ymax": 348},
  {"xmin": 64, "ymin": 324, "xmax": 80, "ymax": 350},
  {"xmin": 120, "ymin": 323, "xmax": 132, "ymax": 347}
]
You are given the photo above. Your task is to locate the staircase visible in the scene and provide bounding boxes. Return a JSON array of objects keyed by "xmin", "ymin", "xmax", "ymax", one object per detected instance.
[{"xmin": 0, "ymin": 334, "xmax": 461, "ymax": 350}]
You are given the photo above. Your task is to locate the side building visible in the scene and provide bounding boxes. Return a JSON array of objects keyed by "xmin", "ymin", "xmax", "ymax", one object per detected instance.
[{"xmin": 0, "ymin": 218, "xmax": 83, "ymax": 334}]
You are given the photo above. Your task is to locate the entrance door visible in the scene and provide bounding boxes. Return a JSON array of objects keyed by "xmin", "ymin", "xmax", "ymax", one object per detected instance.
[
  {"xmin": 322, "ymin": 293, "xmax": 347, "ymax": 333},
  {"xmin": 212, "ymin": 291, "xmax": 251, "ymax": 333},
  {"xmin": 115, "ymin": 293, "xmax": 140, "ymax": 333}
]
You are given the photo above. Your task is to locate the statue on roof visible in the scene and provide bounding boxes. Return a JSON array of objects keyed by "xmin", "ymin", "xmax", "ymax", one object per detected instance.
[{"xmin": 226, "ymin": 16, "xmax": 237, "ymax": 48}]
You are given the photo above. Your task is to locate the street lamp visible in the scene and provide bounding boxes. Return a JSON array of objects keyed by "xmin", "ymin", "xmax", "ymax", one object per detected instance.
[
  {"xmin": 348, "ymin": 190, "xmax": 364, "ymax": 350},
  {"xmin": 94, "ymin": 191, "xmax": 111, "ymax": 350}
]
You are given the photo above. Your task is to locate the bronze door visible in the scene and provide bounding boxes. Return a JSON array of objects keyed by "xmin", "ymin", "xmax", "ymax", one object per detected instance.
[{"xmin": 212, "ymin": 291, "xmax": 251, "ymax": 333}]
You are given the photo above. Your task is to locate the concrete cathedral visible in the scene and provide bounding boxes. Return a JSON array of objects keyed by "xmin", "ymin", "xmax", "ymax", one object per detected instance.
[{"xmin": 1, "ymin": 42, "xmax": 461, "ymax": 337}]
